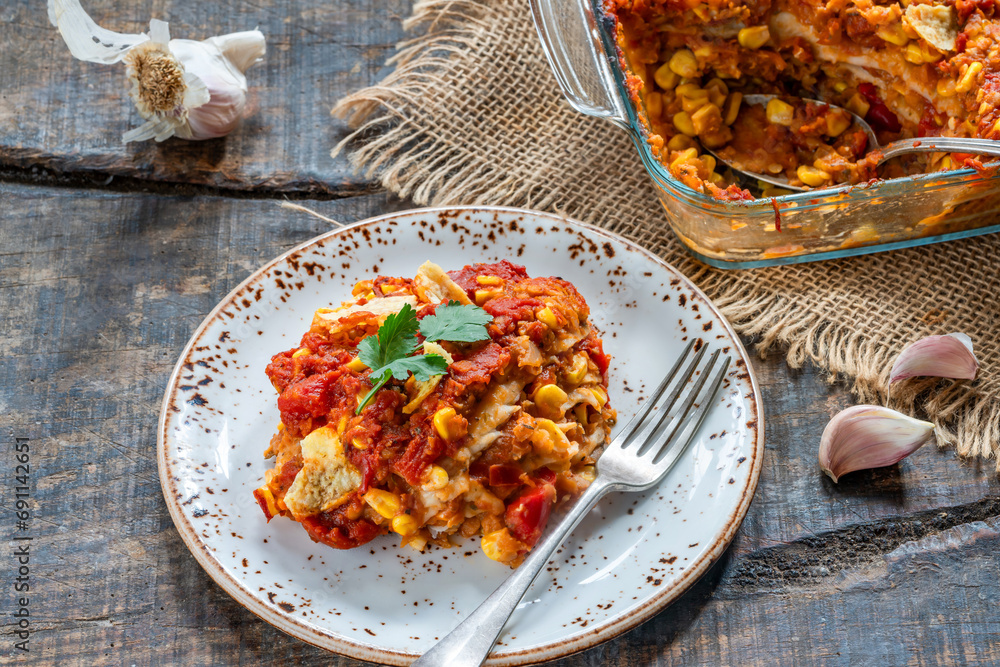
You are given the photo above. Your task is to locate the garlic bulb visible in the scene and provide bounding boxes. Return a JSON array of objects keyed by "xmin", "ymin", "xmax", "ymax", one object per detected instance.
[
  {"xmin": 818, "ymin": 405, "xmax": 935, "ymax": 483},
  {"xmin": 889, "ymin": 332, "xmax": 979, "ymax": 384},
  {"xmin": 48, "ymin": 0, "xmax": 265, "ymax": 142}
]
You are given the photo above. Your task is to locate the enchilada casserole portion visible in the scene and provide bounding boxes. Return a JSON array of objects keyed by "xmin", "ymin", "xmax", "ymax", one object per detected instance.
[
  {"xmin": 608, "ymin": 0, "xmax": 1000, "ymax": 197},
  {"xmin": 253, "ymin": 261, "xmax": 615, "ymax": 566}
]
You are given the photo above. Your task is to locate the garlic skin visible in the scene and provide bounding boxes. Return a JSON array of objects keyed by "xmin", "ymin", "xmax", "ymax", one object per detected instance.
[
  {"xmin": 48, "ymin": 0, "xmax": 265, "ymax": 142},
  {"xmin": 889, "ymin": 333, "xmax": 979, "ymax": 384},
  {"xmin": 819, "ymin": 406, "xmax": 935, "ymax": 483}
]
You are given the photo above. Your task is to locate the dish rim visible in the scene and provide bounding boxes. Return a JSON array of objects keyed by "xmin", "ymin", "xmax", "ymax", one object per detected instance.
[{"xmin": 156, "ymin": 205, "xmax": 766, "ymax": 665}]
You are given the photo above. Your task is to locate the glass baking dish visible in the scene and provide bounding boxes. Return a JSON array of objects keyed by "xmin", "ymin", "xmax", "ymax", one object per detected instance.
[{"xmin": 530, "ymin": 0, "xmax": 1000, "ymax": 268}]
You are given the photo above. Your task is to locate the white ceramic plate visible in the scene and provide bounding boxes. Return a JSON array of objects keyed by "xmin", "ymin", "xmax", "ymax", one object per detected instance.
[{"xmin": 158, "ymin": 207, "xmax": 764, "ymax": 665}]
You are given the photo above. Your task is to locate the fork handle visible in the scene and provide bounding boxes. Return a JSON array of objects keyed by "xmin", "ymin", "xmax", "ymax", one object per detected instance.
[{"xmin": 411, "ymin": 477, "xmax": 614, "ymax": 667}]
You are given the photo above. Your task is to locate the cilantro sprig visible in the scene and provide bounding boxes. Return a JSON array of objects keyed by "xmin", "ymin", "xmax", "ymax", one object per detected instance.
[
  {"xmin": 418, "ymin": 301, "xmax": 494, "ymax": 343},
  {"xmin": 355, "ymin": 301, "xmax": 493, "ymax": 413}
]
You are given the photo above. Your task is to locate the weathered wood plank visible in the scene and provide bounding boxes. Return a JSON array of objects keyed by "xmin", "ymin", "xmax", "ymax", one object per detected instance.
[
  {"xmin": 0, "ymin": 0, "xmax": 409, "ymax": 193},
  {"xmin": 0, "ymin": 183, "xmax": 997, "ymax": 665}
]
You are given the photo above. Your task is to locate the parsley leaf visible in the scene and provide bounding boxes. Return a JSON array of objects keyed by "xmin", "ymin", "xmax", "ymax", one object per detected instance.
[
  {"xmin": 418, "ymin": 301, "xmax": 493, "ymax": 343},
  {"xmin": 354, "ymin": 301, "xmax": 493, "ymax": 414},
  {"xmin": 355, "ymin": 303, "xmax": 450, "ymax": 413},
  {"xmin": 357, "ymin": 303, "xmax": 421, "ymax": 370}
]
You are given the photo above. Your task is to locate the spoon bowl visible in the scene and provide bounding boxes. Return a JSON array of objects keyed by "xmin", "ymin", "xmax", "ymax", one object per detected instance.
[{"xmin": 706, "ymin": 94, "xmax": 1000, "ymax": 193}]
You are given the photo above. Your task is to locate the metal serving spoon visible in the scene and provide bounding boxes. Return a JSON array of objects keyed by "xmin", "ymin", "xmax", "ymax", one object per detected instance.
[{"xmin": 708, "ymin": 94, "xmax": 1000, "ymax": 192}]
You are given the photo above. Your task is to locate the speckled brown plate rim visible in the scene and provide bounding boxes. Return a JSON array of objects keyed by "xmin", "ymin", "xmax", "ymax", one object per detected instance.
[{"xmin": 157, "ymin": 206, "xmax": 765, "ymax": 666}]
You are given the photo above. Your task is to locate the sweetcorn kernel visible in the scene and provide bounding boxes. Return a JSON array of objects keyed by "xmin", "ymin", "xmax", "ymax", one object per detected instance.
[
  {"xmin": 691, "ymin": 103, "xmax": 722, "ymax": 135},
  {"xmin": 706, "ymin": 85, "xmax": 727, "ymax": 108},
  {"xmin": 796, "ymin": 165, "xmax": 832, "ymax": 187},
  {"xmin": 591, "ymin": 386, "xmax": 609, "ymax": 408},
  {"xmin": 425, "ymin": 465, "xmax": 449, "ymax": 491},
  {"xmin": 876, "ymin": 24, "xmax": 909, "ymax": 46},
  {"xmin": 364, "ymin": 489, "xmax": 401, "ymax": 519},
  {"xmin": 346, "ymin": 357, "xmax": 368, "ymax": 372},
  {"xmin": 670, "ymin": 147, "xmax": 700, "ymax": 170},
  {"xmin": 682, "ymin": 94, "xmax": 710, "ymax": 113},
  {"xmin": 667, "ymin": 134, "xmax": 697, "ymax": 151},
  {"xmin": 535, "ymin": 384, "xmax": 569, "ymax": 412},
  {"xmin": 675, "ymin": 83, "xmax": 708, "ymax": 100},
  {"xmin": 845, "ymin": 93, "xmax": 870, "ymax": 118},
  {"xmin": 391, "ymin": 515, "xmax": 419, "ymax": 536},
  {"xmin": 765, "ymin": 99, "xmax": 795, "ymax": 126},
  {"xmin": 536, "ymin": 306, "xmax": 560, "ymax": 328},
  {"xmin": 474, "ymin": 289, "xmax": 501, "ymax": 305},
  {"xmin": 921, "ymin": 45, "xmax": 943, "ymax": 63},
  {"xmin": 535, "ymin": 418, "xmax": 572, "ymax": 451},
  {"xmin": 673, "ymin": 111, "xmax": 697, "ymax": 137},
  {"xmin": 668, "ymin": 49, "xmax": 700, "ymax": 78},
  {"xmin": 481, "ymin": 529, "xmax": 518, "ymax": 563},
  {"xmin": 693, "ymin": 43, "xmax": 714, "ymax": 58},
  {"xmin": 433, "ymin": 407, "xmax": 459, "ymax": 441},
  {"xmin": 737, "ymin": 25, "xmax": 770, "ymax": 49},
  {"xmin": 566, "ymin": 354, "xmax": 589, "ymax": 384},
  {"xmin": 956, "ymin": 62, "xmax": 984, "ymax": 93},
  {"xmin": 704, "ymin": 78, "xmax": 728, "ymax": 97},
  {"xmin": 825, "ymin": 110, "xmax": 852, "ymax": 137},
  {"xmin": 723, "ymin": 92, "xmax": 742, "ymax": 125},
  {"xmin": 653, "ymin": 62, "xmax": 680, "ymax": 90},
  {"xmin": 645, "ymin": 91, "xmax": 663, "ymax": 119}
]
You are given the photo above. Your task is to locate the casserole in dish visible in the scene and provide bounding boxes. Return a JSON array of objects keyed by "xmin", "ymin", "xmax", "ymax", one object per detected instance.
[{"xmin": 531, "ymin": 0, "xmax": 1000, "ymax": 267}]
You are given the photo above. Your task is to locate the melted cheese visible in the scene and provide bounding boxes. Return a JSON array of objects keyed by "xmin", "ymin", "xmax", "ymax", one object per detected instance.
[
  {"xmin": 459, "ymin": 377, "xmax": 528, "ymax": 460},
  {"xmin": 313, "ymin": 295, "xmax": 419, "ymax": 333},
  {"xmin": 769, "ymin": 11, "xmax": 960, "ymax": 120}
]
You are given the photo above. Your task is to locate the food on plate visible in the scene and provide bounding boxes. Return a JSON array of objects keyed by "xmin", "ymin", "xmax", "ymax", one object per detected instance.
[
  {"xmin": 253, "ymin": 260, "xmax": 615, "ymax": 566},
  {"xmin": 607, "ymin": 0, "xmax": 999, "ymax": 197}
]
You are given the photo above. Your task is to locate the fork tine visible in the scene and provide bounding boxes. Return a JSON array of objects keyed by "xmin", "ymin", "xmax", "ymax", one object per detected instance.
[
  {"xmin": 651, "ymin": 354, "xmax": 731, "ymax": 468},
  {"xmin": 636, "ymin": 348, "xmax": 720, "ymax": 457},
  {"xmin": 626, "ymin": 343, "xmax": 708, "ymax": 454},
  {"xmin": 606, "ymin": 339, "xmax": 697, "ymax": 450}
]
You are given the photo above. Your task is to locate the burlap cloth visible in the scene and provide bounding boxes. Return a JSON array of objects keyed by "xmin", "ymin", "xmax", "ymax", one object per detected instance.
[{"xmin": 332, "ymin": 0, "xmax": 1000, "ymax": 470}]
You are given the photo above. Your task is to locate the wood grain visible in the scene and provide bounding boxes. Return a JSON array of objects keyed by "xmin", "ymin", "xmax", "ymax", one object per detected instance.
[
  {"xmin": 0, "ymin": 0, "xmax": 409, "ymax": 194},
  {"xmin": 1, "ymin": 184, "xmax": 997, "ymax": 666}
]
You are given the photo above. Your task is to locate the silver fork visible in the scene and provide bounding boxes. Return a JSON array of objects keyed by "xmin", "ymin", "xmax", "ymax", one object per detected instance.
[{"xmin": 412, "ymin": 339, "xmax": 732, "ymax": 667}]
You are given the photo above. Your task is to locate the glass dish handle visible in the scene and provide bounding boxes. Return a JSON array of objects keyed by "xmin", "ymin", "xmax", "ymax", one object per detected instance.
[{"xmin": 530, "ymin": 0, "xmax": 629, "ymax": 129}]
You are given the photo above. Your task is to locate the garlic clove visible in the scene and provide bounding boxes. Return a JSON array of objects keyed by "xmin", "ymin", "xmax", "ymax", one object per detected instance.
[
  {"xmin": 819, "ymin": 405, "xmax": 935, "ymax": 483},
  {"xmin": 205, "ymin": 32, "xmax": 270, "ymax": 74},
  {"xmin": 49, "ymin": 0, "xmax": 265, "ymax": 142},
  {"xmin": 889, "ymin": 332, "xmax": 978, "ymax": 384}
]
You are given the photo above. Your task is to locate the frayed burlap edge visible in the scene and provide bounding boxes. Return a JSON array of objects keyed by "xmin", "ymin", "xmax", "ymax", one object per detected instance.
[
  {"xmin": 708, "ymin": 281, "xmax": 999, "ymax": 465},
  {"xmin": 331, "ymin": 0, "xmax": 999, "ymax": 471}
]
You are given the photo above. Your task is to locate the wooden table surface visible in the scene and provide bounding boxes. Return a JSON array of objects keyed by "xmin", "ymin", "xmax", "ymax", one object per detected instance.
[{"xmin": 2, "ymin": 1, "xmax": 998, "ymax": 665}]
